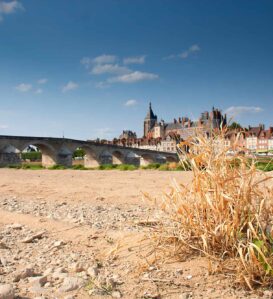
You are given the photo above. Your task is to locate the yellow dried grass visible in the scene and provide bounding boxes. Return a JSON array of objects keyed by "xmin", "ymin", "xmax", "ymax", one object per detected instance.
[{"xmin": 154, "ymin": 129, "xmax": 273, "ymax": 289}]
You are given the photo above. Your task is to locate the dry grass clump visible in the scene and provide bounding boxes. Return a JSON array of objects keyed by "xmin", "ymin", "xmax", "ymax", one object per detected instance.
[{"xmin": 155, "ymin": 130, "xmax": 273, "ymax": 289}]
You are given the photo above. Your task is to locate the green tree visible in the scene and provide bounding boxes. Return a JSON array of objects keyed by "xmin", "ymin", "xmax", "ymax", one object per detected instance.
[{"xmin": 228, "ymin": 122, "xmax": 242, "ymax": 130}]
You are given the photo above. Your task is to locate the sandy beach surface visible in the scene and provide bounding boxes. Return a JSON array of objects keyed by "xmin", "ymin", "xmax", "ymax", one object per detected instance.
[{"xmin": 0, "ymin": 169, "xmax": 268, "ymax": 298}]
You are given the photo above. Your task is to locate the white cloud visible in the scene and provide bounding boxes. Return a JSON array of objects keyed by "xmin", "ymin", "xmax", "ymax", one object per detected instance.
[
  {"xmin": 92, "ymin": 54, "xmax": 117, "ymax": 65},
  {"xmin": 95, "ymin": 81, "xmax": 110, "ymax": 89},
  {"xmin": 108, "ymin": 71, "xmax": 159, "ymax": 84},
  {"xmin": 123, "ymin": 55, "xmax": 146, "ymax": 65},
  {"xmin": 0, "ymin": 0, "xmax": 23, "ymax": 14},
  {"xmin": 0, "ymin": 1, "xmax": 23, "ymax": 21},
  {"xmin": 91, "ymin": 63, "xmax": 130, "ymax": 75},
  {"xmin": 225, "ymin": 106, "xmax": 263, "ymax": 117},
  {"xmin": 62, "ymin": 81, "xmax": 78, "ymax": 93},
  {"xmin": 35, "ymin": 88, "xmax": 43, "ymax": 94},
  {"xmin": 15, "ymin": 83, "xmax": 32, "ymax": 92},
  {"xmin": 37, "ymin": 78, "xmax": 48, "ymax": 84},
  {"xmin": 165, "ymin": 44, "xmax": 201, "ymax": 60},
  {"xmin": 124, "ymin": 99, "xmax": 137, "ymax": 107},
  {"xmin": 0, "ymin": 124, "xmax": 8, "ymax": 129},
  {"xmin": 80, "ymin": 57, "xmax": 92, "ymax": 68},
  {"xmin": 179, "ymin": 44, "xmax": 200, "ymax": 59}
]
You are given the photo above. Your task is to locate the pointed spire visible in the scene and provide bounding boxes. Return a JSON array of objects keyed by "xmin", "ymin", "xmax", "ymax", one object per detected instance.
[{"xmin": 145, "ymin": 101, "xmax": 156, "ymax": 120}]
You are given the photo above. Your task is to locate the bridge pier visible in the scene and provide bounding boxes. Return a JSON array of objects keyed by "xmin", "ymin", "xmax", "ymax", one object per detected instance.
[{"xmin": 0, "ymin": 153, "xmax": 21, "ymax": 167}]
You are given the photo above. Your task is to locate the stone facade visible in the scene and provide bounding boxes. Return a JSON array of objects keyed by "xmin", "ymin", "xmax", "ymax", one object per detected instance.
[{"xmin": 144, "ymin": 104, "xmax": 227, "ymax": 140}]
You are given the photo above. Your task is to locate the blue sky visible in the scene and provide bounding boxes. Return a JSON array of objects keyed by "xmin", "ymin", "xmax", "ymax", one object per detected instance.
[{"xmin": 0, "ymin": 0, "xmax": 272, "ymax": 139}]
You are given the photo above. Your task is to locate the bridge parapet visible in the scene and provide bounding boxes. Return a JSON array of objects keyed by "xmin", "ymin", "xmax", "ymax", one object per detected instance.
[{"xmin": 0, "ymin": 135, "xmax": 178, "ymax": 167}]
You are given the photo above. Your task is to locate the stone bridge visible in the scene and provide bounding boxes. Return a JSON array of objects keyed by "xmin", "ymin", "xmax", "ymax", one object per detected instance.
[{"xmin": 0, "ymin": 135, "xmax": 178, "ymax": 168}]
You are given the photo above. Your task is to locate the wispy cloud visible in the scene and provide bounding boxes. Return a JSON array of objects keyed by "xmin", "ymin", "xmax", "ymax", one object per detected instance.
[
  {"xmin": 93, "ymin": 54, "xmax": 117, "ymax": 64},
  {"xmin": 95, "ymin": 81, "xmax": 110, "ymax": 89},
  {"xmin": 124, "ymin": 99, "xmax": 137, "ymax": 107},
  {"xmin": 225, "ymin": 106, "xmax": 263, "ymax": 117},
  {"xmin": 0, "ymin": 124, "xmax": 8, "ymax": 129},
  {"xmin": 35, "ymin": 88, "xmax": 43, "ymax": 94},
  {"xmin": 91, "ymin": 64, "xmax": 130, "ymax": 75},
  {"xmin": 62, "ymin": 81, "xmax": 78, "ymax": 93},
  {"xmin": 179, "ymin": 44, "xmax": 200, "ymax": 59},
  {"xmin": 108, "ymin": 71, "xmax": 158, "ymax": 84},
  {"xmin": 15, "ymin": 83, "xmax": 32, "ymax": 92},
  {"xmin": 81, "ymin": 55, "xmax": 117, "ymax": 68},
  {"xmin": 0, "ymin": 0, "xmax": 24, "ymax": 21},
  {"xmin": 123, "ymin": 55, "xmax": 146, "ymax": 65},
  {"xmin": 164, "ymin": 44, "xmax": 201, "ymax": 60},
  {"xmin": 37, "ymin": 78, "xmax": 48, "ymax": 84}
]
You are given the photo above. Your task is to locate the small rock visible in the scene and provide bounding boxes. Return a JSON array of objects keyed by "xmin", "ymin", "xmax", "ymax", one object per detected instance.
[
  {"xmin": 13, "ymin": 266, "xmax": 35, "ymax": 282},
  {"xmin": 58, "ymin": 277, "xmax": 85, "ymax": 292},
  {"xmin": 29, "ymin": 276, "xmax": 47, "ymax": 287},
  {"xmin": 180, "ymin": 294, "xmax": 190, "ymax": 299},
  {"xmin": 53, "ymin": 240, "xmax": 66, "ymax": 249},
  {"xmin": 87, "ymin": 266, "xmax": 99, "ymax": 277},
  {"xmin": 0, "ymin": 242, "xmax": 9, "ymax": 250},
  {"xmin": 185, "ymin": 275, "xmax": 192, "ymax": 280},
  {"xmin": 263, "ymin": 290, "xmax": 273, "ymax": 298},
  {"xmin": 8, "ymin": 223, "xmax": 22, "ymax": 230},
  {"xmin": 43, "ymin": 268, "xmax": 53, "ymax": 276},
  {"xmin": 0, "ymin": 284, "xmax": 14, "ymax": 299},
  {"xmin": 112, "ymin": 291, "xmax": 122, "ymax": 298},
  {"xmin": 0, "ymin": 257, "xmax": 8, "ymax": 267},
  {"xmin": 71, "ymin": 262, "xmax": 85, "ymax": 273},
  {"xmin": 22, "ymin": 231, "xmax": 45, "ymax": 243}
]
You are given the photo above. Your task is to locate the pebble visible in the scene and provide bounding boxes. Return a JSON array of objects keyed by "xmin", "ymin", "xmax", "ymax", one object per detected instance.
[
  {"xmin": 13, "ymin": 266, "xmax": 35, "ymax": 282},
  {"xmin": 0, "ymin": 284, "xmax": 14, "ymax": 299},
  {"xmin": 87, "ymin": 266, "xmax": 99, "ymax": 277},
  {"xmin": 58, "ymin": 277, "xmax": 85, "ymax": 292},
  {"xmin": 29, "ymin": 275, "xmax": 47, "ymax": 287},
  {"xmin": 112, "ymin": 290, "xmax": 122, "ymax": 298}
]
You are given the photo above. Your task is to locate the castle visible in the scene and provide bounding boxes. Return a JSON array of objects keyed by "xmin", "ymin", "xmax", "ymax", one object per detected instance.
[{"xmin": 143, "ymin": 102, "xmax": 227, "ymax": 140}]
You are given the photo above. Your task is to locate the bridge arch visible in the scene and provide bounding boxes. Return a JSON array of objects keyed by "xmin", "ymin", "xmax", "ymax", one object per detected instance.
[
  {"xmin": 99, "ymin": 150, "xmax": 113, "ymax": 165},
  {"xmin": 125, "ymin": 151, "xmax": 140, "ymax": 166},
  {"xmin": 140, "ymin": 153, "xmax": 155, "ymax": 166},
  {"xmin": 155, "ymin": 154, "xmax": 167, "ymax": 164},
  {"xmin": 112, "ymin": 150, "xmax": 124, "ymax": 165},
  {"xmin": 81, "ymin": 145, "xmax": 100, "ymax": 168},
  {"xmin": 21, "ymin": 141, "xmax": 57, "ymax": 167},
  {"xmin": 166, "ymin": 155, "xmax": 178, "ymax": 163}
]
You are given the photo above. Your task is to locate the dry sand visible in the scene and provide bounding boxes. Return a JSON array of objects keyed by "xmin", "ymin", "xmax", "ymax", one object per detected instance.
[{"xmin": 0, "ymin": 169, "xmax": 268, "ymax": 298}]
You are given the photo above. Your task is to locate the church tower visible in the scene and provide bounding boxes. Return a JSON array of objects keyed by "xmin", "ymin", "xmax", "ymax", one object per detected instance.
[{"xmin": 143, "ymin": 102, "xmax": 157, "ymax": 137}]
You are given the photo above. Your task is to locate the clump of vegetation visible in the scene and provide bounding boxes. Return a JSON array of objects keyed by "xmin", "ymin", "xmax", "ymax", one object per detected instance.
[
  {"xmin": 141, "ymin": 163, "xmax": 161, "ymax": 170},
  {"xmin": 72, "ymin": 164, "xmax": 88, "ymax": 170},
  {"xmin": 21, "ymin": 151, "xmax": 42, "ymax": 161},
  {"xmin": 148, "ymin": 130, "xmax": 273, "ymax": 289},
  {"xmin": 97, "ymin": 164, "xmax": 118, "ymax": 170},
  {"xmin": 256, "ymin": 161, "xmax": 273, "ymax": 172},
  {"xmin": 157, "ymin": 162, "xmax": 189, "ymax": 171},
  {"xmin": 8, "ymin": 163, "xmax": 44, "ymax": 170},
  {"xmin": 116, "ymin": 164, "xmax": 138, "ymax": 171},
  {"xmin": 48, "ymin": 164, "xmax": 67, "ymax": 170},
  {"xmin": 97, "ymin": 164, "xmax": 137, "ymax": 171}
]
